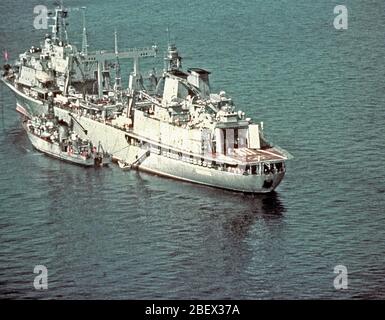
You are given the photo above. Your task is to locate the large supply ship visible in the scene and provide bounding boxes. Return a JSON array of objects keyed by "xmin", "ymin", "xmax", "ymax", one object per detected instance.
[{"xmin": 1, "ymin": 4, "xmax": 292, "ymax": 193}]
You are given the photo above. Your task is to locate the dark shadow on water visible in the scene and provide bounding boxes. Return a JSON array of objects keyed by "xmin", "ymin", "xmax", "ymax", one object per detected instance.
[
  {"xmin": 2, "ymin": 123, "xmax": 25, "ymax": 144},
  {"xmin": 221, "ymin": 192, "xmax": 286, "ymax": 242},
  {"xmin": 135, "ymin": 170, "xmax": 287, "ymax": 239},
  {"xmin": 134, "ymin": 169, "xmax": 286, "ymax": 221}
]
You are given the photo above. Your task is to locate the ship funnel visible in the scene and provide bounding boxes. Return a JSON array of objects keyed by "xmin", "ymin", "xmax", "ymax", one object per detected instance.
[{"xmin": 187, "ymin": 68, "xmax": 211, "ymax": 98}]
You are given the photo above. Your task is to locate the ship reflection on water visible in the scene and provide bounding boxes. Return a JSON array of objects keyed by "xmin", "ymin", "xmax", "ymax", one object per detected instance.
[{"xmin": 223, "ymin": 192, "xmax": 286, "ymax": 240}]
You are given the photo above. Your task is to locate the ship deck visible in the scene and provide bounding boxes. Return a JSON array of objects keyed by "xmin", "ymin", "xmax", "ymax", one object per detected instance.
[{"xmin": 210, "ymin": 147, "xmax": 287, "ymax": 164}]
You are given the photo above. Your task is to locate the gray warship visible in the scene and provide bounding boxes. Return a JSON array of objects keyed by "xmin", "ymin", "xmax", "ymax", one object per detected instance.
[
  {"xmin": 24, "ymin": 113, "xmax": 111, "ymax": 167},
  {"xmin": 2, "ymin": 4, "xmax": 292, "ymax": 193}
]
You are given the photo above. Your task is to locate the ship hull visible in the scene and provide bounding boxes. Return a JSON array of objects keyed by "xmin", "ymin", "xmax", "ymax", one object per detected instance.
[
  {"xmin": 139, "ymin": 156, "xmax": 285, "ymax": 193},
  {"xmin": 53, "ymin": 108, "xmax": 285, "ymax": 193},
  {"xmin": 1, "ymin": 79, "xmax": 48, "ymax": 117},
  {"xmin": 25, "ymin": 129, "xmax": 99, "ymax": 167},
  {"xmin": 5, "ymin": 81, "xmax": 285, "ymax": 193}
]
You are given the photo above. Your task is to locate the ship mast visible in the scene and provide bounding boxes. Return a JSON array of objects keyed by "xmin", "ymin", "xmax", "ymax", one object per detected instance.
[
  {"xmin": 51, "ymin": 2, "xmax": 69, "ymax": 45},
  {"xmin": 114, "ymin": 30, "xmax": 122, "ymax": 91},
  {"xmin": 164, "ymin": 29, "xmax": 182, "ymax": 72},
  {"xmin": 81, "ymin": 7, "xmax": 88, "ymax": 56}
]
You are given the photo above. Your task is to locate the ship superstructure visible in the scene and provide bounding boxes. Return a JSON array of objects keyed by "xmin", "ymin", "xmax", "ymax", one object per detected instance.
[{"xmin": 2, "ymin": 4, "xmax": 292, "ymax": 193}]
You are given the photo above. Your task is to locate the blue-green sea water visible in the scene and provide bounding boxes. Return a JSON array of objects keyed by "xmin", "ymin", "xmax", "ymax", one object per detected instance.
[{"xmin": 1, "ymin": 0, "xmax": 385, "ymax": 299}]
